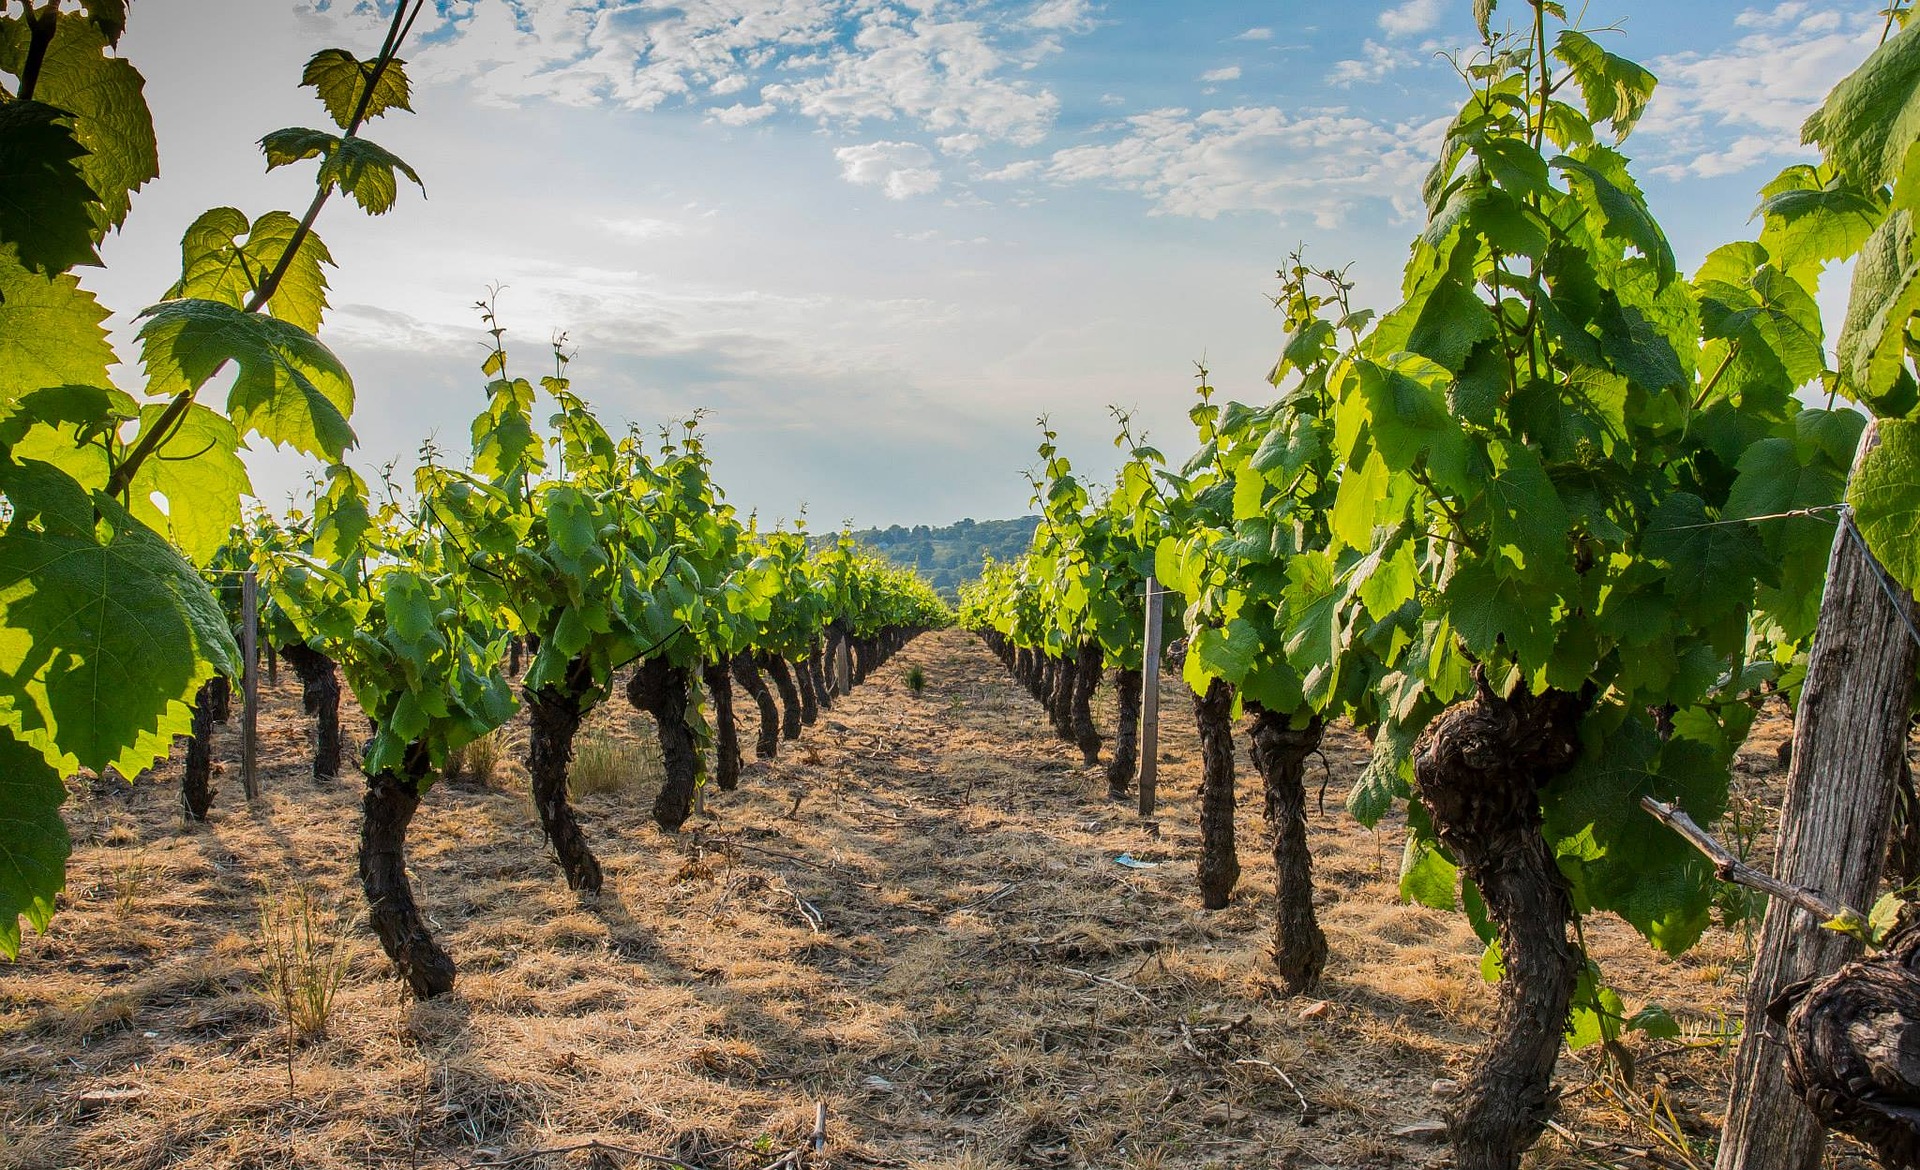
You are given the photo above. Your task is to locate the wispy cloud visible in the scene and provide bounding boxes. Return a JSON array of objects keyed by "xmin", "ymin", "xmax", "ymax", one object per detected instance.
[
  {"xmin": 1328, "ymin": 39, "xmax": 1417, "ymax": 87},
  {"xmin": 1199, "ymin": 65, "xmax": 1241, "ymax": 83},
  {"xmin": 1043, "ymin": 105, "xmax": 1447, "ymax": 225},
  {"xmin": 835, "ymin": 139, "xmax": 943, "ymax": 198},
  {"xmin": 1640, "ymin": 3, "xmax": 1877, "ymax": 179},
  {"xmin": 1379, "ymin": 0, "xmax": 1447, "ymax": 38},
  {"xmin": 1234, "ymin": 27, "xmax": 1274, "ymax": 41}
]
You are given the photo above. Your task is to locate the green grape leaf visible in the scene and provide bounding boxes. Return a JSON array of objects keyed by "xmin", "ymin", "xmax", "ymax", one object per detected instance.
[
  {"xmin": 1758, "ymin": 183, "xmax": 1887, "ymax": 284},
  {"xmin": 80, "ymin": 0, "xmax": 126, "ymax": 44},
  {"xmin": 1190, "ymin": 618, "xmax": 1260, "ymax": 685},
  {"xmin": 1834, "ymin": 211, "xmax": 1920, "ymax": 405},
  {"xmin": 0, "ymin": 728, "xmax": 69, "ymax": 960},
  {"xmin": 0, "ymin": 13, "xmax": 157, "ymax": 238},
  {"xmin": 127, "ymin": 403, "xmax": 249, "ymax": 566},
  {"xmin": 1642, "ymin": 492, "xmax": 1771, "ymax": 622},
  {"xmin": 136, "ymin": 298, "xmax": 356, "ymax": 460},
  {"xmin": 172, "ymin": 208, "xmax": 334, "ymax": 334},
  {"xmin": 1404, "ymin": 277, "xmax": 1499, "ymax": 373},
  {"xmin": 260, "ymin": 126, "xmax": 339, "ymax": 170},
  {"xmin": 1485, "ymin": 438, "xmax": 1570, "ymax": 576},
  {"xmin": 1803, "ymin": 21, "xmax": 1920, "ymax": 190},
  {"xmin": 1551, "ymin": 154, "xmax": 1677, "ymax": 288},
  {"xmin": 319, "ymin": 136, "xmax": 425, "ymax": 216},
  {"xmin": 302, "ymin": 49, "xmax": 413, "ymax": 130},
  {"xmin": 1553, "ymin": 30, "xmax": 1656, "ymax": 139},
  {"xmin": 0, "ymin": 456, "xmax": 239, "ymax": 777},
  {"xmin": 1349, "ymin": 715, "xmax": 1415, "ymax": 827},
  {"xmin": 0, "ymin": 102, "xmax": 100, "ymax": 274},
  {"xmin": 0, "ymin": 251, "xmax": 115, "ymax": 402},
  {"xmin": 1850, "ymin": 418, "xmax": 1920, "ymax": 594},
  {"xmin": 1442, "ymin": 556, "xmax": 1557, "ymax": 672},
  {"xmin": 1401, "ymin": 832, "xmax": 1459, "ymax": 910}
]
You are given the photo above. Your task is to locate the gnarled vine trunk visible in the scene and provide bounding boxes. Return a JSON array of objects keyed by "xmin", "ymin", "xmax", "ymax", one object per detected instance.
[
  {"xmin": 361, "ymin": 740, "xmax": 456, "ymax": 999},
  {"xmin": 1071, "ymin": 640, "xmax": 1102, "ymax": 765},
  {"xmin": 807, "ymin": 642, "xmax": 833, "ymax": 711},
  {"xmin": 1415, "ymin": 678, "xmax": 1586, "ymax": 1170},
  {"xmin": 733, "ymin": 655, "xmax": 779, "ymax": 760},
  {"xmin": 524, "ymin": 654, "xmax": 604, "ymax": 893},
  {"xmin": 1194, "ymin": 678, "xmax": 1239, "ymax": 911},
  {"xmin": 628, "ymin": 657, "xmax": 702, "ymax": 830},
  {"xmin": 280, "ymin": 643, "xmax": 342, "ymax": 782},
  {"xmin": 702, "ymin": 657, "xmax": 742, "ymax": 792},
  {"xmin": 1107, "ymin": 667, "xmax": 1142, "ymax": 800},
  {"xmin": 206, "ymin": 674, "xmax": 231, "ymax": 724},
  {"xmin": 182, "ymin": 678, "xmax": 217, "ymax": 821},
  {"xmin": 1049, "ymin": 653, "xmax": 1077, "ymax": 741},
  {"xmin": 1248, "ymin": 706, "xmax": 1326, "ymax": 994},
  {"xmin": 793, "ymin": 654, "xmax": 819, "ymax": 725},
  {"xmin": 762, "ymin": 653, "xmax": 802, "ymax": 741}
]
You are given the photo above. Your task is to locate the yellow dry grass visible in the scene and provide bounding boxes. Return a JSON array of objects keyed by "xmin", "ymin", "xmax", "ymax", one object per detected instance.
[{"xmin": 0, "ymin": 633, "xmax": 1874, "ymax": 1169}]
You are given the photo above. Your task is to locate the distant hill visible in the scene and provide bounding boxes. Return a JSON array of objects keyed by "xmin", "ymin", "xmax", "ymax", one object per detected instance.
[{"xmin": 842, "ymin": 516, "xmax": 1040, "ymax": 598}]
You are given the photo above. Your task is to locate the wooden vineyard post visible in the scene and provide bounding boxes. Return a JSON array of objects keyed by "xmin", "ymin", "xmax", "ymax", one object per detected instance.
[
  {"xmin": 1138, "ymin": 575, "xmax": 1163, "ymax": 817},
  {"xmin": 240, "ymin": 568, "xmax": 261, "ymax": 801},
  {"xmin": 1716, "ymin": 420, "xmax": 1919, "ymax": 1170}
]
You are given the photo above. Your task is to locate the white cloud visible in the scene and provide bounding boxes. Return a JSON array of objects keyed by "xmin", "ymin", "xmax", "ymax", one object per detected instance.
[
  {"xmin": 1027, "ymin": 0, "xmax": 1095, "ymax": 32},
  {"xmin": 709, "ymin": 101, "xmax": 777, "ymax": 125},
  {"xmin": 1200, "ymin": 65, "xmax": 1241, "ymax": 83},
  {"xmin": 1640, "ymin": 7, "xmax": 1880, "ymax": 178},
  {"xmin": 835, "ymin": 139, "xmax": 943, "ymax": 198},
  {"xmin": 937, "ymin": 132, "xmax": 985, "ymax": 154},
  {"xmin": 1234, "ymin": 27, "xmax": 1274, "ymax": 41},
  {"xmin": 980, "ymin": 158, "xmax": 1043, "ymax": 182},
  {"xmin": 1328, "ymin": 40, "xmax": 1416, "ymax": 87},
  {"xmin": 1043, "ymin": 105, "xmax": 1446, "ymax": 224},
  {"xmin": 1378, "ymin": 0, "xmax": 1446, "ymax": 38}
]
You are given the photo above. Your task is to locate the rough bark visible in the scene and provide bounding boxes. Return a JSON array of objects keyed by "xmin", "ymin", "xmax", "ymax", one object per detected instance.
[
  {"xmin": 1770, "ymin": 910, "xmax": 1920, "ymax": 1168},
  {"xmin": 1106, "ymin": 667, "xmax": 1143, "ymax": 800},
  {"xmin": 182, "ymin": 679, "xmax": 217, "ymax": 821},
  {"xmin": 1071, "ymin": 641, "xmax": 1102, "ymax": 766},
  {"xmin": 206, "ymin": 674, "xmax": 231, "ymax": 724},
  {"xmin": 762, "ymin": 653, "xmax": 803, "ymax": 741},
  {"xmin": 524, "ymin": 655, "xmax": 604, "ymax": 893},
  {"xmin": 1248, "ymin": 706, "xmax": 1327, "ymax": 995},
  {"xmin": 360, "ymin": 741, "xmax": 456, "ymax": 999},
  {"xmin": 628, "ymin": 657, "xmax": 702, "ymax": 831},
  {"xmin": 702, "ymin": 657, "xmax": 742, "ymax": 792},
  {"xmin": 1415, "ymin": 678, "xmax": 1586, "ymax": 1170},
  {"xmin": 1049, "ymin": 654, "xmax": 1077, "ymax": 741},
  {"xmin": 807, "ymin": 642, "xmax": 833, "ymax": 711},
  {"xmin": 1194, "ymin": 678, "xmax": 1240, "ymax": 911},
  {"xmin": 280, "ymin": 643, "xmax": 342, "ymax": 782},
  {"xmin": 793, "ymin": 654, "xmax": 819, "ymax": 726},
  {"xmin": 1890, "ymin": 755, "xmax": 1920, "ymax": 893},
  {"xmin": 507, "ymin": 635, "xmax": 523, "ymax": 679},
  {"xmin": 1718, "ymin": 465, "xmax": 1919, "ymax": 1170},
  {"xmin": 733, "ymin": 655, "xmax": 779, "ymax": 760}
]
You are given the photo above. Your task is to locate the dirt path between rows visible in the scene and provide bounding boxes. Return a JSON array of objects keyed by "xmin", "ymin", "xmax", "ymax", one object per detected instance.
[{"xmin": 1, "ymin": 630, "xmax": 1847, "ymax": 1169}]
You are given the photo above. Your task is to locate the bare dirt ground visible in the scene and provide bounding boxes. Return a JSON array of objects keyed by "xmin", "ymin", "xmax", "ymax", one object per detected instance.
[{"xmin": 0, "ymin": 629, "xmax": 1865, "ymax": 1169}]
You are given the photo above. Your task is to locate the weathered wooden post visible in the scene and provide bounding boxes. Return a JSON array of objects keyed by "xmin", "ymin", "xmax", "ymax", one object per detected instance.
[
  {"xmin": 1716, "ymin": 420, "xmax": 1919, "ymax": 1170},
  {"xmin": 240, "ymin": 568, "xmax": 261, "ymax": 801},
  {"xmin": 1138, "ymin": 575, "xmax": 1163, "ymax": 818}
]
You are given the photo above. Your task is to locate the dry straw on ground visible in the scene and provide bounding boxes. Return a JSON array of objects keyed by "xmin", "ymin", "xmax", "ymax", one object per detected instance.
[{"xmin": 0, "ymin": 631, "xmax": 1873, "ymax": 1169}]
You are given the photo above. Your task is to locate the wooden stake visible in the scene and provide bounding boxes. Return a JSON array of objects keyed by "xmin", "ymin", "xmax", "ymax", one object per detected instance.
[
  {"xmin": 1138, "ymin": 575, "xmax": 1164, "ymax": 817},
  {"xmin": 1716, "ymin": 419, "xmax": 1919, "ymax": 1170},
  {"xmin": 240, "ymin": 568, "xmax": 261, "ymax": 801}
]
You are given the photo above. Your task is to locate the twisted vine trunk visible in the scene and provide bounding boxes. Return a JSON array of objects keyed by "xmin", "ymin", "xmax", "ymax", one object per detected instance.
[
  {"xmin": 280, "ymin": 643, "xmax": 342, "ymax": 782},
  {"xmin": 793, "ymin": 654, "xmax": 819, "ymax": 725},
  {"xmin": 1107, "ymin": 667, "xmax": 1142, "ymax": 800},
  {"xmin": 182, "ymin": 678, "xmax": 217, "ymax": 821},
  {"xmin": 507, "ymin": 635, "xmax": 523, "ymax": 679},
  {"xmin": 628, "ymin": 657, "xmax": 703, "ymax": 830},
  {"xmin": 807, "ymin": 642, "xmax": 833, "ymax": 711},
  {"xmin": 524, "ymin": 655, "xmax": 604, "ymax": 893},
  {"xmin": 1071, "ymin": 640, "xmax": 1102, "ymax": 765},
  {"xmin": 853, "ymin": 637, "xmax": 872, "ymax": 685},
  {"xmin": 1248, "ymin": 706, "xmax": 1327, "ymax": 994},
  {"xmin": 1049, "ymin": 654, "xmax": 1077, "ymax": 741},
  {"xmin": 1194, "ymin": 678, "xmax": 1239, "ymax": 911},
  {"xmin": 361, "ymin": 740, "xmax": 455, "ymax": 999},
  {"xmin": 1416, "ymin": 678, "xmax": 1587, "ymax": 1170},
  {"xmin": 733, "ymin": 655, "xmax": 779, "ymax": 760},
  {"xmin": 207, "ymin": 674, "xmax": 232, "ymax": 724},
  {"xmin": 702, "ymin": 657, "xmax": 742, "ymax": 792},
  {"xmin": 762, "ymin": 654, "xmax": 802, "ymax": 741}
]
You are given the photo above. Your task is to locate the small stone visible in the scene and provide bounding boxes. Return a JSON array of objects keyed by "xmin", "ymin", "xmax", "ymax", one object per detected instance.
[
  {"xmin": 863, "ymin": 1074, "xmax": 896, "ymax": 1091},
  {"xmin": 1431, "ymin": 1078, "xmax": 1459, "ymax": 1096},
  {"xmin": 1393, "ymin": 1120, "xmax": 1448, "ymax": 1142},
  {"xmin": 1200, "ymin": 1103, "xmax": 1237, "ymax": 1126},
  {"xmin": 1298, "ymin": 1000, "xmax": 1331, "ymax": 1020}
]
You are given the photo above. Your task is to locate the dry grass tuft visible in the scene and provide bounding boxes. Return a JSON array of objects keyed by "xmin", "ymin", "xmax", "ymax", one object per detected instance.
[
  {"xmin": 256, "ymin": 878, "xmax": 356, "ymax": 1040},
  {"xmin": 570, "ymin": 727, "xmax": 662, "ymax": 796}
]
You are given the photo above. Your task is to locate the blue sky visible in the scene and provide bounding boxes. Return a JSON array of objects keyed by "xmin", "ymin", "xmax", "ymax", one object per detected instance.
[{"xmin": 98, "ymin": 0, "xmax": 1885, "ymax": 527}]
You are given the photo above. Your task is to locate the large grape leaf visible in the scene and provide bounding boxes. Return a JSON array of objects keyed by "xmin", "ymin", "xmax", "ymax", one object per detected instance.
[
  {"xmin": 136, "ymin": 298, "xmax": 355, "ymax": 460},
  {"xmin": 1850, "ymin": 417, "xmax": 1920, "ymax": 593},
  {"xmin": 127, "ymin": 403, "xmax": 250, "ymax": 566},
  {"xmin": 1553, "ymin": 30, "xmax": 1656, "ymax": 139},
  {"xmin": 1484, "ymin": 438, "xmax": 1569, "ymax": 577},
  {"xmin": 1803, "ymin": 21, "xmax": 1920, "ymax": 191},
  {"xmin": 260, "ymin": 129, "xmax": 424, "ymax": 216},
  {"xmin": 302, "ymin": 49, "xmax": 413, "ymax": 130},
  {"xmin": 0, "ymin": 13, "xmax": 157, "ymax": 236},
  {"xmin": 0, "ymin": 456, "xmax": 238, "ymax": 777},
  {"xmin": 0, "ymin": 102, "xmax": 100, "ymax": 274},
  {"xmin": 1642, "ymin": 492, "xmax": 1771, "ymax": 622},
  {"xmin": 0, "ymin": 727, "xmax": 69, "ymax": 960},
  {"xmin": 1834, "ymin": 211, "xmax": 1920, "ymax": 407},
  {"xmin": 0, "ymin": 250, "xmax": 115, "ymax": 403},
  {"xmin": 1551, "ymin": 154, "xmax": 1677, "ymax": 288},
  {"xmin": 172, "ymin": 208, "xmax": 334, "ymax": 334}
]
